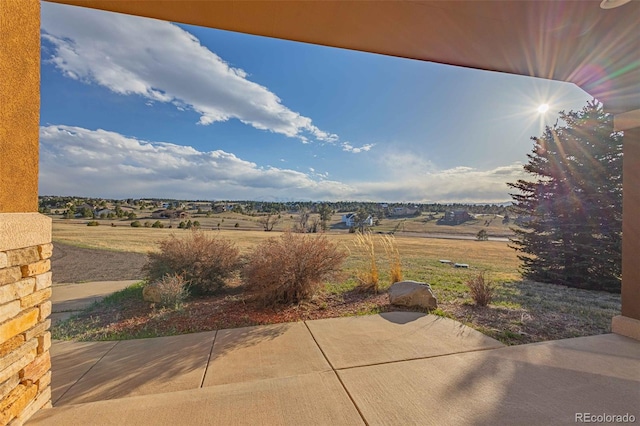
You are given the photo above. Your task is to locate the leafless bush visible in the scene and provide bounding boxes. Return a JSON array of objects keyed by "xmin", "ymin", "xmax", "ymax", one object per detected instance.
[
  {"xmin": 466, "ymin": 272, "xmax": 494, "ymax": 306},
  {"xmin": 144, "ymin": 231, "xmax": 240, "ymax": 295},
  {"xmin": 243, "ymin": 232, "xmax": 347, "ymax": 306}
]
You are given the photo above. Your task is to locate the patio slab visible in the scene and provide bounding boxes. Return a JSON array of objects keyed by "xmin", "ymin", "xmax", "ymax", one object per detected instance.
[
  {"xmin": 337, "ymin": 334, "xmax": 640, "ymax": 425},
  {"xmin": 29, "ymin": 371, "xmax": 365, "ymax": 426},
  {"xmin": 306, "ymin": 311, "xmax": 504, "ymax": 369},
  {"xmin": 51, "ymin": 340, "xmax": 119, "ymax": 405},
  {"xmin": 55, "ymin": 331, "xmax": 216, "ymax": 406},
  {"xmin": 203, "ymin": 322, "xmax": 331, "ymax": 387}
]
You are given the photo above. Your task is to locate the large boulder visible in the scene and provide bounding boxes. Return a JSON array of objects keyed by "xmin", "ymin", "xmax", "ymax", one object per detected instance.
[
  {"xmin": 142, "ymin": 284, "xmax": 162, "ymax": 303},
  {"xmin": 388, "ymin": 280, "xmax": 438, "ymax": 310}
]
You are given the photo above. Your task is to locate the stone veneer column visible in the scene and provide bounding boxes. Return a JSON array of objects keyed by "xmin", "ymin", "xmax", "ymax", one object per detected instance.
[{"xmin": 0, "ymin": 214, "xmax": 53, "ymax": 425}]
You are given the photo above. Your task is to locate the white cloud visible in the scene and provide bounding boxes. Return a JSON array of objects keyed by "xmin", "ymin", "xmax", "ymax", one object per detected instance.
[
  {"xmin": 354, "ymin": 163, "xmax": 527, "ymax": 203},
  {"xmin": 39, "ymin": 125, "xmax": 354, "ymax": 200},
  {"xmin": 342, "ymin": 142, "xmax": 375, "ymax": 153},
  {"xmin": 40, "ymin": 3, "xmax": 337, "ymax": 143},
  {"xmin": 39, "ymin": 125, "xmax": 526, "ymax": 203}
]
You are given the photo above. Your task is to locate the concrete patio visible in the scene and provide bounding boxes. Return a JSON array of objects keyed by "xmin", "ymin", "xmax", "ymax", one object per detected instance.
[{"xmin": 29, "ymin": 311, "xmax": 640, "ymax": 425}]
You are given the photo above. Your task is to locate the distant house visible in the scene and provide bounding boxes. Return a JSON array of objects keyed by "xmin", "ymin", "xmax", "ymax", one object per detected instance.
[
  {"xmin": 390, "ymin": 206, "xmax": 419, "ymax": 217},
  {"xmin": 151, "ymin": 209, "xmax": 189, "ymax": 219},
  {"xmin": 438, "ymin": 210, "xmax": 472, "ymax": 225},
  {"xmin": 188, "ymin": 202, "xmax": 212, "ymax": 212},
  {"xmin": 76, "ymin": 203, "xmax": 96, "ymax": 212},
  {"xmin": 342, "ymin": 213, "xmax": 374, "ymax": 227},
  {"xmin": 95, "ymin": 209, "xmax": 112, "ymax": 217}
]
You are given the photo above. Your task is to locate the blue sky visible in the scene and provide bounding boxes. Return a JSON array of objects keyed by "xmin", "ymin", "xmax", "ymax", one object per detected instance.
[{"xmin": 39, "ymin": 2, "xmax": 592, "ymax": 203}]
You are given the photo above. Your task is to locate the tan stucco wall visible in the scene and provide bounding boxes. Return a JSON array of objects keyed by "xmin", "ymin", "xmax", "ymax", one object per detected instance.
[
  {"xmin": 622, "ymin": 127, "xmax": 640, "ymax": 322},
  {"xmin": 0, "ymin": 0, "xmax": 40, "ymax": 213}
]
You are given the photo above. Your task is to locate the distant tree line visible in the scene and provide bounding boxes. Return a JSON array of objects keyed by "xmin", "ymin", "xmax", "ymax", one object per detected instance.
[{"xmin": 40, "ymin": 195, "xmax": 512, "ymax": 220}]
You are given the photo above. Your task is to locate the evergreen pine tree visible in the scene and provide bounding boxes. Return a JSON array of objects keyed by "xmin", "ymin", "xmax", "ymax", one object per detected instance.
[{"xmin": 508, "ymin": 101, "xmax": 622, "ymax": 292}]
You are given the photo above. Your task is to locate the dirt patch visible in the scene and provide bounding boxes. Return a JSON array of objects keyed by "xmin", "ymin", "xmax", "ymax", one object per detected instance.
[{"xmin": 51, "ymin": 242, "xmax": 147, "ymax": 283}]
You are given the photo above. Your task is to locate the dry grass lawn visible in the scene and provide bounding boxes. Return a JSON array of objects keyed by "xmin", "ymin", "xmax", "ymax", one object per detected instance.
[{"xmin": 52, "ymin": 221, "xmax": 620, "ymax": 345}]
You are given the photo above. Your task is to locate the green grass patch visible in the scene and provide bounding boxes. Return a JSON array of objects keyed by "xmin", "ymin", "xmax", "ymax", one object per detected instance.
[
  {"xmin": 429, "ymin": 308, "xmax": 455, "ymax": 319},
  {"xmin": 100, "ymin": 281, "xmax": 145, "ymax": 306}
]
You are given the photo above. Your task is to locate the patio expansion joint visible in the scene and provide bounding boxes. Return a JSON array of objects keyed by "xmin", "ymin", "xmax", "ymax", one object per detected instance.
[
  {"xmin": 54, "ymin": 340, "xmax": 121, "ymax": 405},
  {"xmin": 303, "ymin": 320, "xmax": 370, "ymax": 426},
  {"xmin": 332, "ymin": 344, "xmax": 505, "ymax": 372},
  {"xmin": 199, "ymin": 330, "xmax": 218, "ymax": 388}
]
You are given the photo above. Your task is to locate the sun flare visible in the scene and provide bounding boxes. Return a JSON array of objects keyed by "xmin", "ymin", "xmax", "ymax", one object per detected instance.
[{"xmin": 537, "ymin": 103, "xmax": 550, "ymax": 114}]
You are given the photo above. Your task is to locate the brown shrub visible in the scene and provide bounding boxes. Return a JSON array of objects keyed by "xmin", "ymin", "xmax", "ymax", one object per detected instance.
[
  {"xmin": 466, "ymin": 272, "xmax": 494, "ymax": 306},
  {"xmin": 243, "ymin": 232, "xmax": 347, "ymax": 306},
  {"xmin": 144, "ymin": 231, "xmax": 240, "ymax": 295}
]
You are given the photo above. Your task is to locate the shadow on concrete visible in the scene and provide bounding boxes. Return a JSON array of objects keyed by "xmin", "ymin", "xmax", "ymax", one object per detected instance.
[
  {"xmin": 54, "ymin": 332, "xmax": 216, "ymax": 406},
  {"xmin": 379, "ymin": 311, "xmax": 424, "ymax": 324},
  {"xmin": 336, "ymin": 333, "xmax": 639, "ymax": 425},
  {"xmin": 53, "ymin": 323, "xmax": 298, "ymax": 405},
  {"xmin": 439, "ymin": 334, "xmax": 640, "ymax": 425}
]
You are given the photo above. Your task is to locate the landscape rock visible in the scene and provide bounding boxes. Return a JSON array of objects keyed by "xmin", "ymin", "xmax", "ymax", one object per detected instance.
[
  {"xmin": 388, "ymin": 280, "xmax": 438, "ymax": 310},
  {"xmin": 142, "ymin": 284, "xmax": 162, "ymax": 303}
]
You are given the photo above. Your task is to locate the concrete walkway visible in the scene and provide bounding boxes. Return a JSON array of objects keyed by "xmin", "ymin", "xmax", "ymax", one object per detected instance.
[
  {"xmin": 50, "ymin": 280, "xmax": 139, "ymax": 325},
  {"xmin": 30, "ymin": 282, "xmax": 640, "ymax": 425}
]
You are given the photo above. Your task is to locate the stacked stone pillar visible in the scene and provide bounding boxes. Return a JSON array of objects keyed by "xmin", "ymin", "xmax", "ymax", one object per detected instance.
[{"xmin": 0, "ymin": 214, "xmax": 53, "ymax": 425}]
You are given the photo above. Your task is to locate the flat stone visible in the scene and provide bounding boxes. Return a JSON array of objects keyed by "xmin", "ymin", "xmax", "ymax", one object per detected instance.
[
  {"xmin": 0, "ymin": 308, "xmax": 38, "ymax": 342},
  {"xmin": 0, "ymin": 214, "xmax": 51, "ymax": 253},
  {"xmin": 7, "ymin": 246, "xmax": 40, "ymax": 267}
]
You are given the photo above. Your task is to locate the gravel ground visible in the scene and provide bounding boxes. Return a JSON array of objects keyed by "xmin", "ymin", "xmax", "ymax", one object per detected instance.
[{"xmin": 51, "ymin": 242, "xmax": 147, "ymax": 283}]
